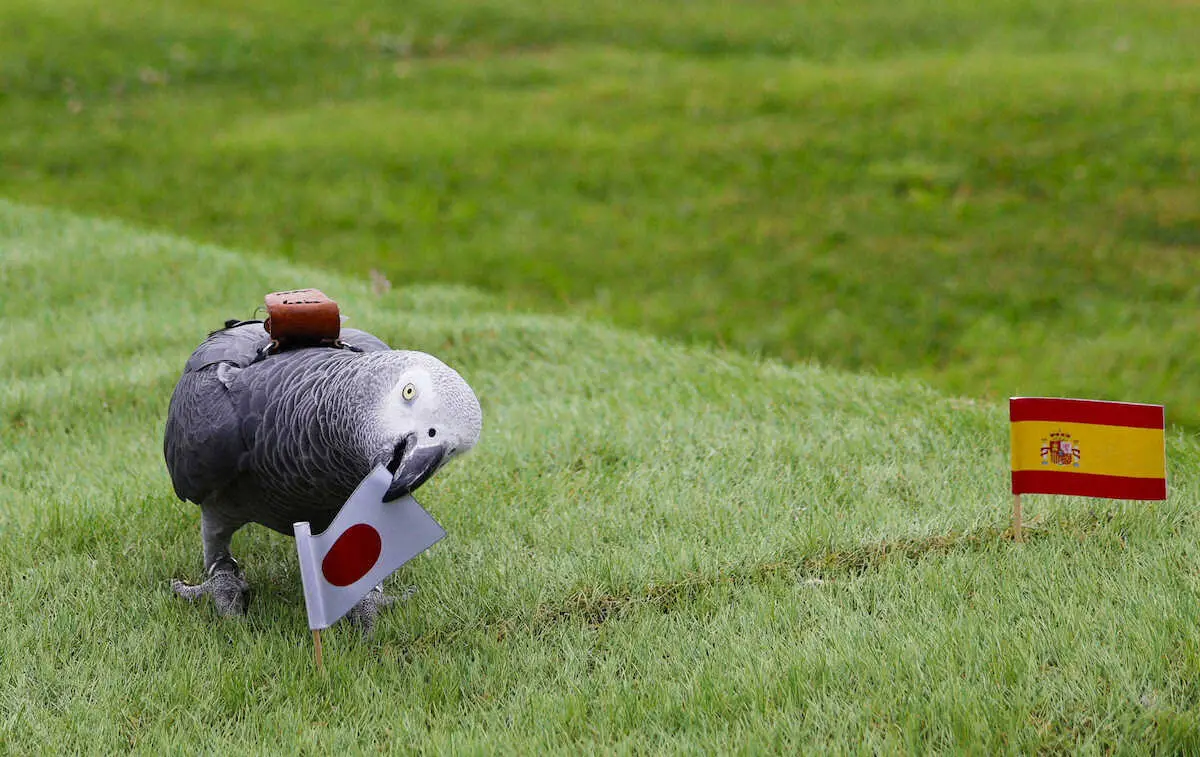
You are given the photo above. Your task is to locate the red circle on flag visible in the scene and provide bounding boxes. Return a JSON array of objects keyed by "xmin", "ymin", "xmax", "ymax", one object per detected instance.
[{"xmin": 321, "ymin": 523, "xmax": 383, "ymax": 587}]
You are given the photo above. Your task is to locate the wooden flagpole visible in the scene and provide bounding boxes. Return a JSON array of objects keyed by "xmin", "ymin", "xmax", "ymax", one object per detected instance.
[
  {"xmin": 1013, "ymin": 493, "xmax": 1024, "ymax": 543},
  {"xmin": 313, "ymin": 629, "xmax": 324, "ymax": 671}
]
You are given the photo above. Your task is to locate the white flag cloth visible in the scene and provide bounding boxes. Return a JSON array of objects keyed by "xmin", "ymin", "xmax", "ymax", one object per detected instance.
[{"xmin": 293, "ymin": 464, "xmax": 446, "ymax": 630}]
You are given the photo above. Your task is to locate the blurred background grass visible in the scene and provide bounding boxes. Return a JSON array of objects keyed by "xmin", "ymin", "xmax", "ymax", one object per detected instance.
[{"xmin": 2, "ymin": 0, "xmax": 1198, "ymax": 421}]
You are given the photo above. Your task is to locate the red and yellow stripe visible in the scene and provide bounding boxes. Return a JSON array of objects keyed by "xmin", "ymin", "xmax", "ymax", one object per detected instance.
[{"xmin": 1010, "ymin": 397, "xmax": 1166, "ymax": 500}]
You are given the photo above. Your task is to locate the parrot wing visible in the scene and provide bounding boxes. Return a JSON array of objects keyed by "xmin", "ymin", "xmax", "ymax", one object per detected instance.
[{"xmin": 163, "ymin": 322, "xmax": 393, "ymax": 503}]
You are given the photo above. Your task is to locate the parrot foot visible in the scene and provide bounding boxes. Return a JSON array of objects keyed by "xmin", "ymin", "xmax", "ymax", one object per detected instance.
[
  {"xmin": 171, "ymin": 559, "xmax": 251, "ymax": 617},
  {"xmin": 344, "ymin": 584, "xmax": 416, "ymax": 636}
]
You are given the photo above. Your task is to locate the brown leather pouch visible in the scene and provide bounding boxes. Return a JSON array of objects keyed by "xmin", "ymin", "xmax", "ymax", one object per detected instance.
[{"xmin": 263, "ymin": 289, "xmax": 341, "ymax": 349}]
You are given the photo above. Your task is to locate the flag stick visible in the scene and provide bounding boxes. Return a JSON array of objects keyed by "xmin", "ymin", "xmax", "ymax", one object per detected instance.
[
  {"xmin": 313, "ymin": 629, "xmax": 324, "ymax": 672},
  {"xmin": 1013, "ymin": 493, "xmax": 1024, "ymax": 543}
]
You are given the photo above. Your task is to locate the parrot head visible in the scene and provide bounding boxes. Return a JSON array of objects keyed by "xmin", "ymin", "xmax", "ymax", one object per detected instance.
[{"xmin": 377, "ymin": 351, "xmax": 482, "ymax": 501}]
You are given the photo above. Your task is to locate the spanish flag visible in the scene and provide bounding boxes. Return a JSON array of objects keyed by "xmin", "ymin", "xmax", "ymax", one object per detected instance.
[{"xmin": 1010, "ymin": 397, "xmax": 1166, "ymax": 500}]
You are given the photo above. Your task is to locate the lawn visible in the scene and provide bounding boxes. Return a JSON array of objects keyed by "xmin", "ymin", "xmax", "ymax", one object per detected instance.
[
  {"xmin": 2, "ymin": 0, "xmax": 1199, "ymax": 423},
  {"xmin": 3, "ymin": 203, "xmax": 1200, "ymax": 752},
  {"xmin": 4, "ymin": 0, "xmax": 1200, "ymax": 752}
]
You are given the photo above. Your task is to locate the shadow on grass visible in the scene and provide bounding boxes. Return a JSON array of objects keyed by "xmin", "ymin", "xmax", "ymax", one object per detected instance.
[{"xmin": 404, "ymin": 505, "xmax": 1144, "ymax": 649}]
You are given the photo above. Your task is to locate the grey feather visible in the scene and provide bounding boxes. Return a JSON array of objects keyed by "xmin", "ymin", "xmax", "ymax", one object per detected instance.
[{"xmin": 165, "ymin": 322, "xmax": 482, "ymax": 534}]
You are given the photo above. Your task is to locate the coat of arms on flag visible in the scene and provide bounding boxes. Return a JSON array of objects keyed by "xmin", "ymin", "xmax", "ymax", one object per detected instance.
[
  {"xmin": 1040, "ymin": 431, "xmax": 1081, "ymax": 468},
  {"xmin": 294, "ymin": 464, "xmax": 446, "ymax": 631}
]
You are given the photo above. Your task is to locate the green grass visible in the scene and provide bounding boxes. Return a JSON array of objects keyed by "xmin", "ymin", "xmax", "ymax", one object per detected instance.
[
  {"xmin": 4, "ymin": 1, "xmax": 1200, "ymax": 750},
  {"xmin": 5, "ymin": 202, "xmax": 1200, "ymax": 752},
  {"xmin": 2, "ymin": 0, "xmax": 1200, "ymax": 424}
]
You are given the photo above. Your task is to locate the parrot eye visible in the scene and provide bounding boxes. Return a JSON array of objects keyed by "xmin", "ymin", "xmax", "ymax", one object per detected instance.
[{"xmin": 401, "ymin": 383, "xmax": 417, "ymax": 401}]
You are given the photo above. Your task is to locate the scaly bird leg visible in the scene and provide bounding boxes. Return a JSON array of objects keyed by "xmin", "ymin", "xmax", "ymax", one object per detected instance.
[
  {"xmin": 171, "ymin": 507, "xmax": 251, "ymax": 616},
  {"xmin": 345, "ymin": 583, "xmax": 417, "ymax": 636},
  {"xmin": 171, "ymin": 558, "xmax": 251, "ymax": 616}
]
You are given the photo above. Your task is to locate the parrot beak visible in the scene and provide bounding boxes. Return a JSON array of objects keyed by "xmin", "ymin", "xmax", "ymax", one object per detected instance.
[{"xmin": 384, "ymin": 436, "xmax": 446, "ymax": 502}]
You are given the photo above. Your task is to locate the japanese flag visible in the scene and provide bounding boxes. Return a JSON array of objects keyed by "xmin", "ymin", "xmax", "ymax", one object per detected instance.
[{"xmin": 293, "ymin": 464, "xmax": 446, "ymax": 630}]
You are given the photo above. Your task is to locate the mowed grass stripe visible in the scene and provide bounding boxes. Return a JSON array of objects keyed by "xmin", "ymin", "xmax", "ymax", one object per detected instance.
[
  {"xmin": 4, "ymin": 202, "xmax": 1200, "ymax": 751},
  {"xmin": 3, "ymin": 0, "xmax": 1199, "ymax": 426},
  {"xmin": 8, "ymin": 518, "xmax": 1200, "ymax": 752}
]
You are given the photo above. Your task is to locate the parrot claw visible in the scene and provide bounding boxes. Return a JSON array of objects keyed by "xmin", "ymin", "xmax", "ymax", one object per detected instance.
[
  {"xmin": 171, "ymin": 560, "xmax": 251, "ymax": 617},
  {"xmin": 344, "ymin": 584, "xmax": 416, "ymax": 636}
]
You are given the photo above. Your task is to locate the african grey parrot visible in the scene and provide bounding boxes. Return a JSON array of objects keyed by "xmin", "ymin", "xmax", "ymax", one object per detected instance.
[{"xmin": 164, "ymin": 320, "xmax": 481, "ymax": 632}]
